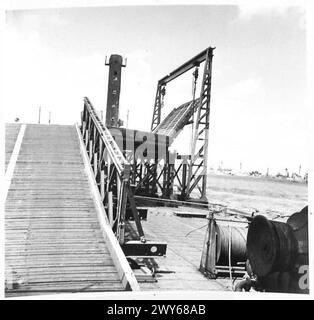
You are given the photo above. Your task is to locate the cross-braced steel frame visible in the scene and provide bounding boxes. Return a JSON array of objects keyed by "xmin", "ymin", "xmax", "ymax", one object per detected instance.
[{"xmin": 150, "ymin": 47, "xmax": 214, "ymax": 201}]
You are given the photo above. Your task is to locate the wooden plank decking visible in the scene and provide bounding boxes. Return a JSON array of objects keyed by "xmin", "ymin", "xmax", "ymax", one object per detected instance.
[
  {"xmin": 126, "ymin": 207, "xmax": 232, "ymax": 291},
  {"xmin": 5, "ymin": 124, "xmax": 128, "ymax": 296}
]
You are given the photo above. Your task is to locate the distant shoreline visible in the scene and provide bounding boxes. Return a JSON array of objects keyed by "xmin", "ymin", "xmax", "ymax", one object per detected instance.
[{"xmin": 208, "ymin": 172, "xmax": 308, "ymax": 186}]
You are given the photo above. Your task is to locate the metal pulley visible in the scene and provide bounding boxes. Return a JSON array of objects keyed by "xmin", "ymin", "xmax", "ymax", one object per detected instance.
[
  {"xmin": 193, "ymin": 66, "xmax": 199, "ymax": 81},
  {"xmin": 192, "ymin": 66, "xmax": 199, "ymax": 98}
]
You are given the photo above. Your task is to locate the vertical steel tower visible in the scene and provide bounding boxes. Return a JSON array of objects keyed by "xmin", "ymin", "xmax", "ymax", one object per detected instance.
[{"xmin": 105, "ymin": 54, "xmax": 126, "ymax": 127}]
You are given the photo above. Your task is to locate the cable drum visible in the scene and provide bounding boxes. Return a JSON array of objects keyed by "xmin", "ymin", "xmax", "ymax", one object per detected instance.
[
  {"xmin": 215, "ymin": 222, "xmax": 248, "ymax": 266},
  {"xmin": 287, "ymin": 206, "xmax": 308, "ymax": 267},
  {"xmin": 247, "ymin": 215, "xmax": 298, "ymax": 278}
]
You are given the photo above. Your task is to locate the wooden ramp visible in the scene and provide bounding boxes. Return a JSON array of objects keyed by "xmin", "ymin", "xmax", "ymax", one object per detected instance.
[{"xmin": 5, "ymin": 124, "xmax": 137, "ymax": 297}]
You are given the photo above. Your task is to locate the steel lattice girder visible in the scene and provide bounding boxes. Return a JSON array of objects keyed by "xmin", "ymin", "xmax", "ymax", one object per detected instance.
[
  {"xmin": 150, "ymin": 47, "xmax": 215, "ymax": 201},
  {"xmin": 186, "ymin": 49, "xmax": 214, "ymax": 200}
]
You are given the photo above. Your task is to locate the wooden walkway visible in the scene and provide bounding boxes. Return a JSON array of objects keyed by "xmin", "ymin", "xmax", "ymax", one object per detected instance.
[
  {"xmin": 5, "ymin": 124, "xmax": 129, "ymax": 296},
  {"xmin": 126, "ymin": 207, "xmax": 232, "ymax": 291}
]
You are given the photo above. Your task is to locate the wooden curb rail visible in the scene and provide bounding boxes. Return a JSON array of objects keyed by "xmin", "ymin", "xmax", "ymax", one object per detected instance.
[{"xmin": 75, "ymin": 123, "xmax": 140, "ymax": 291}]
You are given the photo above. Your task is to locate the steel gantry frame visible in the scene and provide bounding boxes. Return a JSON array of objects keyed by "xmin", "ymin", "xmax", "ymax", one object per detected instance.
[
  {"xmin": 186, "ymin": 48, "xmax": 214, "ymax": 200},
  {"xmin": 81, "ymin": 97, "xmax": 167, "ymax": 256},
  {"xmin": 150, "ymin": 47, "xmax": 215, "ymax": 201}
]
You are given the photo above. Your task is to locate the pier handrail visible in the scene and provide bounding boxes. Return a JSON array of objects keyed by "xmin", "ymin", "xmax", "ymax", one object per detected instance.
[
  {"xmin": 82, "ymin": 97, "xmax": 130, "ymax": 179},
  {"xmin": 81, "ymin": 97, "xmax": 145, "ymax": 244}
]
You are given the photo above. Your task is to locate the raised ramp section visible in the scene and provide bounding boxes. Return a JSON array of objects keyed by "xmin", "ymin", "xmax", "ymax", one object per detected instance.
[
  {"xmin": 5, "ymin": 124, "xmax": 136, "ymax": 296},
  {"xmin": 153, "ymin": 99, "xmax": 198, "ymax": 138}
]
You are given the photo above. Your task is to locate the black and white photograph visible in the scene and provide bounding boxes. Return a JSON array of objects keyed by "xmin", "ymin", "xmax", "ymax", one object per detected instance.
[{"xmin": 1, "ymin": 0, "xmax": 312, "ymax": 302}]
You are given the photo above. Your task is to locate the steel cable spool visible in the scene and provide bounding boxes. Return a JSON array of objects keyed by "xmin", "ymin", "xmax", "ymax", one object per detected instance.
[
  {"xmin": 247, "ymin": 215, "xmax": 298, "ymax": 277},
  {"xmin": 215, "ymin": 222, "xmax": 248, "ymax": 266}
]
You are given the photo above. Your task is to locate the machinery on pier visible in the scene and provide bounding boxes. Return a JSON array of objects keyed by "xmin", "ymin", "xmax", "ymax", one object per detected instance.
[
  {"xmin": 78, "ymin": 48, "xmax": 310, "ymax": 294},
  {"xmin": 200, "ymin": 204, "xmax": 309, "ymax": 295},
  {"xmin": 245, "ymin": 206, "xmax": 309, "ymax": 293},
  {"xmin": 80, "ymin": 50, "xmax": 309, "ymax": 294},
  {"xmin": 200, "ymin": 211, "xmax": 248, "ymax": 278},
  {"xmin": 80, "ymin": 48, "xmax": 215, "ymax": 258}
]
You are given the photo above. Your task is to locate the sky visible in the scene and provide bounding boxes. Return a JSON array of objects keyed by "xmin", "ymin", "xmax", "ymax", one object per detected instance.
[{"xmin": 3, "ymin": 4, "xmax": 308, "ymax": 175}]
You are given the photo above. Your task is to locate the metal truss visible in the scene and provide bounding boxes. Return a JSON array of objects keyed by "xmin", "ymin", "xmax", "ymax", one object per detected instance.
[
  {"xmin": 131, "ymin": 161, "xmax": 175, "ymax": 199},
  {"xmin": 81, "ymin": 97, "xmax": 167, "ymax": 256}
]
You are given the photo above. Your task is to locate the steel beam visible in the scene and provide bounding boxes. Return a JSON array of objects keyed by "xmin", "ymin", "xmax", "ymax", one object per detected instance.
[
  {"xmin": 158, "ymin": 48, "xmax": 209, "ymax": 85},
  {"xmin": 122, "ymin": 241, "xmax": 167, "ymax": 257}
]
